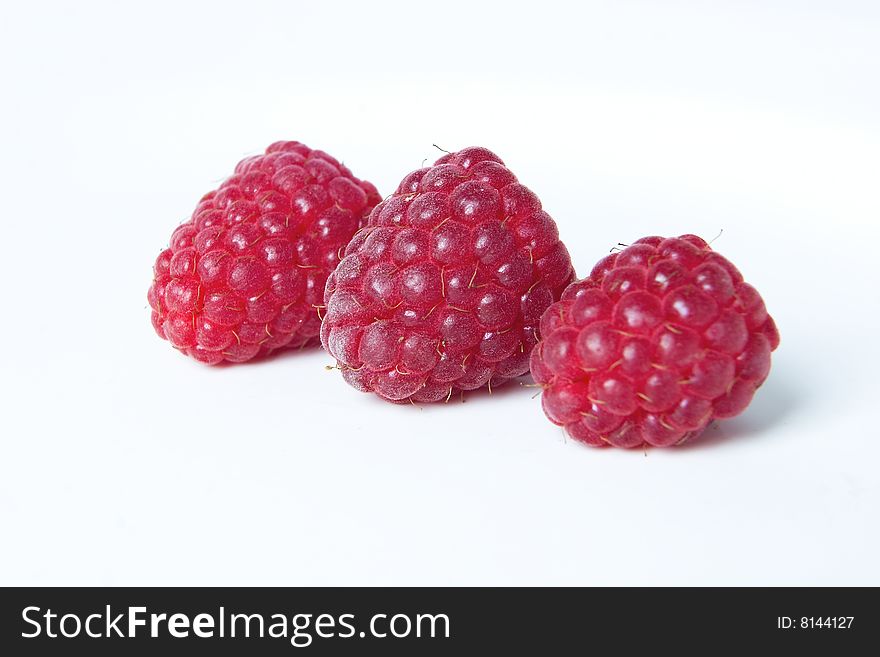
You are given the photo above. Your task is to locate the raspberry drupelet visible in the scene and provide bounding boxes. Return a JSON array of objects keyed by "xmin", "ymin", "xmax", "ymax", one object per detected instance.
[
  {"xmin": 530, "ymin": 235, "xmax": 780, "ymax": 447},
  {"xmin": 320, "ymin": 147, "xmax": 575, "ymax": 402},
  {"xmin": 148, "ymin": 141, "xmax": 381, "ymax": 364}
]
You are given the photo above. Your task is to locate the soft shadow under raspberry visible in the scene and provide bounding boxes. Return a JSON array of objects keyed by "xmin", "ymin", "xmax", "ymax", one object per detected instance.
[{"xmin": 677, "ymin": 375, "xmax": 799, "ymax": 450}]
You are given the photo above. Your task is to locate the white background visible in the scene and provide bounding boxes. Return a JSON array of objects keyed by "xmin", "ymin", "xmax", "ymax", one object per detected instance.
[{"xmin": 1, "ymin": 0, "xmax": 878, "ymax": 585}]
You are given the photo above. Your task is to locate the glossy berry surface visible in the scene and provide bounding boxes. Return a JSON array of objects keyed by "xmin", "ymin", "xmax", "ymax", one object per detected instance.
[
  {"xmin": 320, "ymin": 147, "xmax": 575, "ymax": 402},
  {"xmin": 530, "ymin": 235, "xmax": 780, "ymax": 447},
  {"xmin": 148, "ymin": 141, "xmax": 380, "ymax": 364}
]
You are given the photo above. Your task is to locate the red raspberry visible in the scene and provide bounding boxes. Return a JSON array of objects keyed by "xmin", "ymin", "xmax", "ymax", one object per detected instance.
[
  {"xmin": 530, "ymin": 235, "xmax": 780, "ymax": 447},
  {"xmin": 148, "ymin": 141, "xmax": 380, "ymax": 364},
  {"xmin": 320, "ymin": 147, "xmax": 575, "ymax": 402}
]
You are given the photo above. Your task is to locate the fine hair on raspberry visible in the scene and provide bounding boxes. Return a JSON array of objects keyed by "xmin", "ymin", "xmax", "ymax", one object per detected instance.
[
  {"xmin": 320, "ymin": 146, "xmax": 575, "ymax": 402},
  {"xmin": 530, "ymin": 234, "xmax": 780, "ymax": 447},
  {"xmin": 148, "ymin": 141, "xmax": 381, "ymax": 364}
]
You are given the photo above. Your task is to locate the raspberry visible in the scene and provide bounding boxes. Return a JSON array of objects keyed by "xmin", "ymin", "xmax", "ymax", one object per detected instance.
[
  {"xmin": 530, "ymin": 235, "xmax": 780, "ymax": 447},
  {"xmin": 320, "ymin": 146, "xmax": 575, "ymax": 402},
  {"xmin": 148, "ymin": 141, "xmax": 380, "ymax": 364}
]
